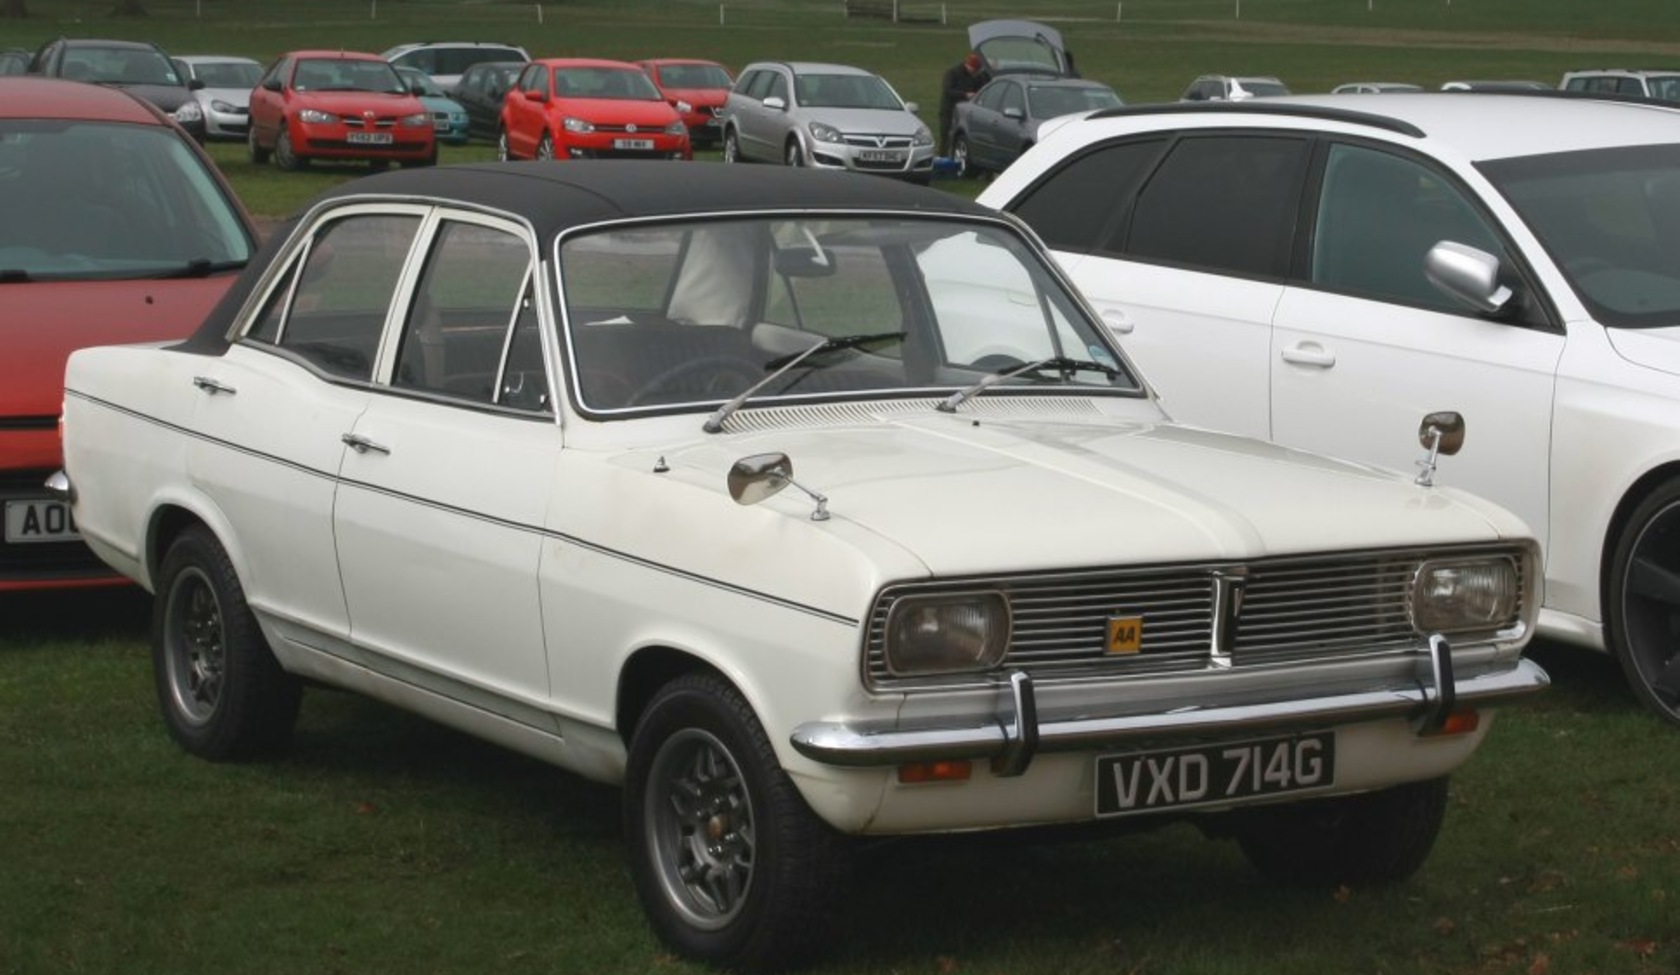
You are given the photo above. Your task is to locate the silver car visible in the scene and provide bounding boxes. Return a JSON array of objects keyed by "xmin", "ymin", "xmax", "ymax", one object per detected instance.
[
  {"xmin": 172, "ymin": 55, "xmax": 263, "ymax": 140},
  {"xmin": 721, "ymin": 61, "xmax": 935, "ymax": 182}
]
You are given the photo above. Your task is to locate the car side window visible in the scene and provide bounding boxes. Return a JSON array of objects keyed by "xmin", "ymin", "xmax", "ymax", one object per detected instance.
[
  {"xmin": 1311, "ymin": 143, "xmax": 1507, "ymax": 311},
  {"xmin": 250, "ymin": 213, "xmax": 422, "ymax": 382},
  {"xmin": 765, "ymin": 72, "xmax": 789, "ymax": 104},
  {"xmin": 1000, "ymin": 81, "xmax": 1026, "ymax": 115},
  {"xmin": 1007, "ymin": 138, "xmax": 1167, "ymax": 255},
  {"xmin": 393, "ymin": 219, "xmax": 537, "ymax": 407},
  {"xmin": 975, "ymin": 82, "xmax": 1006, "ymax": 112},
  {"xmin": 739, "ymin": 69, "xmax": 770, "ymax": 100},
  {"xmin": 1125, "ymin": 134, "xmax": 1309, "ymax": 278}
]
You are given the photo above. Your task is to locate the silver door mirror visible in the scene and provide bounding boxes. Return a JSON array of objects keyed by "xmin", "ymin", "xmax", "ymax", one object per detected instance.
[
  {"xmin": 1418, "ymin": 411, "xmax": 1465, "ymax": 456},
  {"xmin": 728, "ymin": 453, "xmax": 793, "ymax": 506},
  {"xmin": 1425, "ymin": 241, "xmax": 1512, "ymax": 314}
]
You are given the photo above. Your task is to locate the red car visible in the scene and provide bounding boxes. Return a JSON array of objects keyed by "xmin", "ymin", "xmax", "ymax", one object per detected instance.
[
  {"xmin": 498, "ymin": 58, "xmax": 691, "ymax": 161},
  {"xmin": 636, "ymin": 58, "xmax": 733, "ymax": 147},
  {"xmin": 248, "ymin": 50, "xmax": 436, "ymax": 170},
  {"xmin": 0, "ymin": 77, "xmax": 256, "ymax": 590}
]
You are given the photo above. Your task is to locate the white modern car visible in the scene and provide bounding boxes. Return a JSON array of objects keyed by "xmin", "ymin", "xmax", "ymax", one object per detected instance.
[
  {"xmin": 980, "ymin": 93, "xmax": 1680, "ymax": 726},
  {"xmin": 55, "ymin": 163, "xmax": 1545, "ymax": 970}
]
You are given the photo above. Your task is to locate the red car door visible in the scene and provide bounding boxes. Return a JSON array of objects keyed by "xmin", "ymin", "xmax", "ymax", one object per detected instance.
[{"xmin": 503, "ymin": 62, "xmax": 548, "ymax": 158}]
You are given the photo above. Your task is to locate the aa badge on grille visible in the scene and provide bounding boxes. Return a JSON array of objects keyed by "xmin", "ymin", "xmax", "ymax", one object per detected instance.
[{"xmin": 1107, "ymin": 615, "xmax": 1142, "ymax": 654}]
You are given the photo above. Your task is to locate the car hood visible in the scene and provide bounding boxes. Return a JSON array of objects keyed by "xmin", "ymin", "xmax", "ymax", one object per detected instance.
[
  {"xmin": 107, "ymin": 82, "xmax": 194, "ymax": 112},
  {"xmin": 416, "ymin": 94, "xmax": 465, "ymax": 115},
  {"xmin": 1607, "ymin": 326, "xmax": 1680, "ymax": 378},
  {"xmin": 294, "ymin": 90, "xmax": 426, "ymax": 115},
  {"xmin": 560, "ymin": 97, "xmax": 681, "ymax": 125},
  {"xmin": 200, "ymin": 86, "xmax": 252, "ymax": 105},
  {"xmin": 797, "ymin": 106, "xmax": 926, "ymax": 136},
  {"xmin": 0, "ymin": 277, "xmax": 233, "ymax": 420},
  {"xmin": 660, "ymin": 408, "xmax": 1519, "ymax": 577}
]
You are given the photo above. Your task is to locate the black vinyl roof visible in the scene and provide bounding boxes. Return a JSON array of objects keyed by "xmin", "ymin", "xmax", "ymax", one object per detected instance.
[{"xmin": 184, "ymin": 162, "xmax": 993, "ymax": 353}]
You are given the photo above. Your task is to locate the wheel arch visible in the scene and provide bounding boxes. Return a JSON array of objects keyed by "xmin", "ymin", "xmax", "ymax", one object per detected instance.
[
  {"xmin": 616, "ymin": 645, "xmax": 730, "ymax": 747},
  {"xmin": 1599, "ymin": 460, "xmax": 1680, "ymax": 609}
]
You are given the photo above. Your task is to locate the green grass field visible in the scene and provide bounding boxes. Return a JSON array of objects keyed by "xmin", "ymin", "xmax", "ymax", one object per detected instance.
[{"xmin": 4, "ymin": 2, "xmax": 1680, "ymax": 972}]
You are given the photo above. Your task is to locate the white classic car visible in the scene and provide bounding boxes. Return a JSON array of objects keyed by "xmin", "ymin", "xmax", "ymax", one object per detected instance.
[{"xmin": 56, "ymin": 163, "xmax": 1546, "ymax": 970}]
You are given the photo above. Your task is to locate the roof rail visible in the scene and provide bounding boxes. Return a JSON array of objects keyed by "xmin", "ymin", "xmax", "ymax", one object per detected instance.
[{"xmin": 1083, "ymin": 101, "xmax": 1427, "ymax": 138}]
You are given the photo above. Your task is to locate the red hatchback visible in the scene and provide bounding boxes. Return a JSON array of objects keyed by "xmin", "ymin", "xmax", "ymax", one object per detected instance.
[
  {"xmin": 636, "ymin": 58, "xmax": 733, "ymax": 147},
  {"xmin": 0, "ymin": 77, "xmax": 256, "ymax": 589},
  {"xmin": 498, "ymin": 58, "xmax": 691, "ymax": 162},
  {"xmin": 249, "ymin": 50, "xmax": 436, "ymax": 170}
]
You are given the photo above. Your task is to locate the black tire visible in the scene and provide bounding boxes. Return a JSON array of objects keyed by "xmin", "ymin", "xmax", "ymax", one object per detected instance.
[
  {"xmin": 952, "ymin": 132, "xmax": 974, "ymax": 178},
  {"xmin": 1607, "ymin": 478, "xmax": 1680, "ymax": 726},
  {"xmin": 247, "ymin": 126, "xmax": 270, "ymax": 165},
  {"xmin": 152, "ymin": 527, "xmax": 302, "ymax": 761},
  {"xmin": 274, "ymin": 128, "xmax": 304, "ymax": 171},
  {"xmin": 722, "ymin": 128, "xmax": 743, "ymax": 164},
  {"xmin": 1233, "ymin": 776, "xmax": 1449, "ymax": 886},
  {"xmin": 784, "ymin": 137, "xmax": 804, "ymax": 168},
  {"xmin": 624, "ymin": 672, "xmax": 848, "ymax": 972}
]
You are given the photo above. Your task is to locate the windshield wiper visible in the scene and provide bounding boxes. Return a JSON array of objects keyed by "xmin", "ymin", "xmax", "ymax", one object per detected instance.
[
  {"xmin": 148, "ymin": 258, "xmax": 247, "ymax": 280},
  {"xmin": 704, "ymin": 330, "xmax": 905, "ymax": 433},
  {"xmin": 937, "ymin": 356, "xmax": 1121, "ymax": 414}
]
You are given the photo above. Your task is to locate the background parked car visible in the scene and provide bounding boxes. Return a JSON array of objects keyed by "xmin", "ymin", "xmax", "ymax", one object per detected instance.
[
  {"xmin": 1331, "ymin": 81, "xmax": 1423, "ymax": 93},
  {"xmin": 498, "ymin": 57, "xmax": 690, "ymax": 161},
  {"xmin": 1181, "ymin": 74, "xmax": 1290, "ymax": 100},
  {"xmin": 28, "ymin": 37, "xmax": 205, "ymax": 140},
  {"xmin": 949, "ymin": 75, "xmax": 1121, "ymax": 177},
  {"xmin": 172, "ymin": 54, "xmax": 263, "ymax": 141},
  {"xmin": 58, "ymin": 161, "xmax": 1545, "ymax": 972},
  {"xmin": 979, "ymin": 94, "xmax": 1680, "ymax": 728},
  {"xmin": 1560, "ymin": 68, "xmax": 1680, "ymax": 102},
  {"xmin": 721, "ymin": 61, "xmax": 934, "ymax": 182},
  {"xmin": 0, "ymin": 76, "xmax": 255, "ymax": 591},
  {"xmin": 380, "ymin": 40, "xmax": 529, "ymax": 91},
  {"xmin": 636, "ymin": 57, "xmax": 733, "ymax": 147},
  {"xmin": 453, "ymin": 59, "xmax": 523, "ymax": 142},
  {"xmin": 1440, "ymin": 79, "xmax": 1551, "ymax": 91},
  {"xmin": 249, "ymin": 50, "xmax": 437, "ymax": 170},
  {"xmin": 0, "ymin": 48, "xmax": 30, "ymax": 75},
  {"xmin": 395, "ymin": 65, "xmax": 470, "ymax": 145}
]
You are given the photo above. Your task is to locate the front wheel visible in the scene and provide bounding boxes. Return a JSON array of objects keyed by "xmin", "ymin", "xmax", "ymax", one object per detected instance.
[
  {"xmin": 722, "ymin": 128, "xmax": 743, "ymax": 163},
  {"xmin": 153, "ymin": 527, "xmax": 301, "ymax": 761},
  {"xmin": 784, "ymin": 137, "xmax": 804, "ymax": 168},
  {"xmin": 952, "ymin": 132, "xmax": 974, "ymax": 178},
  {"xmin": 1232, "ymin": 776, "xmax": 1449, "ymax": 886},
  {"xmin": 274, "ymin": 128, "xmax": 304, "ymax": 171},
  {"xmin": 1607, "ymin": 477, "xmax": 1680, "ymax": 726},
  {"xmin": 624, "ymin": 672, "xmax": 848, "ymax": 971},
  {"xmin": 536, "ymin": 132, "xmax": 555, "ymax": 161}
]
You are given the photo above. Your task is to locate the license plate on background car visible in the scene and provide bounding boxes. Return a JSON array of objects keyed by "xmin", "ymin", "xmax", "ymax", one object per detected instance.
[
  {"xmin": 858, "ymin": 150, "xmax": 904, "ymax": 163},
  {"xmin": 4, "ymin": 499, "xmax": 80, "ymax": 544},
  {"xmin": 347, "ymin": 131, "xmax": 393, "ymax": 145},
  {"xmin": 1094, "ymin": 732, "xmax": 1335, "ymax": 817},
  {"xmin": 614, "ymin": 138, "xmax": 655, "ymax": 150}
]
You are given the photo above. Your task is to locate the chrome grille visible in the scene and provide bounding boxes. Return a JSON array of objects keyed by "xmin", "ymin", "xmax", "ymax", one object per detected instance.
[
  {"xmin": 841, "ymin": 134, "xmax": 913, "ymax": 149},
  {"xmin": 865, "ymin": 545, "xmax": 1529, "ymax": 688}
]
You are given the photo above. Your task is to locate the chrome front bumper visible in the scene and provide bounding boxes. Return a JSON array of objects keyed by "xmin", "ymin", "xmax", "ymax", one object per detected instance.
[{"xmin": 792, "ymin": 643, "xmax": 1549, "ymax": 775}]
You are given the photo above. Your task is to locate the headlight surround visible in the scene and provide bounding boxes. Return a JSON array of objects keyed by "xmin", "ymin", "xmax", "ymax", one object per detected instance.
[
  {"xmin": 563, "ymin": 116, "xmax": 595, "ymax": 134},
  {"xmin": 209, "ymin": 98, "xmax": 238, "ymax": 113},
  {"xmin": 912, "ymin": 125, "xmax": 934, "ymax": 147},
  {"xmin": 297, "ymin": 108, "xmax": 337, "ymax": 124},
  {"xmin": 1411, "ymin": 558, "xmax": 1520, "ymax": 633},
  {"xmin": 399, "ymin": 112, "xmax": 431, "ymax": 128},
  {"xmin": 883, "ymin": 591, "xmax": 1010, "ymax": 677},
  {"xmin": 807, "ymin": 121, "xmax": 843, "ymax": 144},
  {"xmin": 173, "ymin": 101, "xmax": 204, "ymax": 124},
  {"xmin": 663, "ymin": 119, "xmax": 687, "ymax": 136}
]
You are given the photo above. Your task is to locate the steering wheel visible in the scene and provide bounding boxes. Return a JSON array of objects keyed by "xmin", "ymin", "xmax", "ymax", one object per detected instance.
[{"xmin": 625, "ymin": 355, "xmax": 764, "ymax": 408}]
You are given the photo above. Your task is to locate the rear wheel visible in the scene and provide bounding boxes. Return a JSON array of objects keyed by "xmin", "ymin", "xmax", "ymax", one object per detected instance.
[
  {"xmin": 624, "ymin": 672, "xmax": 847, "ymax": 971},
  {"xmin": 1607, "ymin": 477, "xmax": 1680, "ymax": 726},
  {"xmin": 153, "ymin": 527, "xmax": 301, "ymax": 761},
  {"xmin": 1233, "ymin": 776, "xmax": 1449, "ymax": 885},
  {"xmin": 722, "ymin": 128, "xmax": 743, "ymax": 164},
  {"xmin": 952, "ymin": 132, "xmax": 973, "ymax": 178},
  {"xmin": 496, "ymin": 128, "xmax": 511, "ymax": 161},
  {"xmin": 247, "ymin": 126, "xmax": 270, "ymax": 165}
]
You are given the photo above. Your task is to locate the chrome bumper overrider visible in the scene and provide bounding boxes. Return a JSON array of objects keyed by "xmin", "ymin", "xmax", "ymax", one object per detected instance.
[{"xmin": 791, "ymin": 642, "xmax": 1549, "ymax": 776}]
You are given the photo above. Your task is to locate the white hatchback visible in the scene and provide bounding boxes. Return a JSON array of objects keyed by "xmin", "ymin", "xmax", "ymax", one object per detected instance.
[{"xmin": 980, "ymin": 93, "xmax": 1680, "ymax": 726}]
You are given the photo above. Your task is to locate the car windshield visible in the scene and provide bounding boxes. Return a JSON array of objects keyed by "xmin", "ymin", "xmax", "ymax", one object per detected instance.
[
  {"xmin": 64, "ymin": 46, "xmax": 182, "ymax": 86},
  {"xmin": 0, "ymin": 120, "xmax": 252, "ymax": 282},
  {"xmin": 656, "ymin": 63, "xmax": 732, "ymax": 89},
  {"xmin": 794, "ymin": 73, "xmax": 901, "ymax": 110},
  {"xmin": 558, "ymin": 215, "xmax": 1139, "ymax": 415},
  {"xmin": 1483, "ymin": 143, "xmax": 1680, "ymax": 328},
  {"xmin": 1027, "ymin": 84, "xmax": 1122, "ymax": 119},
  {"xmin": 294, "ymin": 58, "xmax": 405, "ymax": 94},
  {"xmin": 194, "ymin": 60, "xmax": 261, "ymax": 88},
  {"xmin": 1238, "ymin": 80, "xmax": 1291, "ymax": 97},
  {"xmin": 554, "ymin": 67, "xmax": 662, "ymax": 100}
]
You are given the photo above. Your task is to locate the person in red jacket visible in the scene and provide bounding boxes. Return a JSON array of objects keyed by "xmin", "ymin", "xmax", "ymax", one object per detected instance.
[{"xmin": 938, "ymin": 52, "xmax": 990, "ymax": 155}]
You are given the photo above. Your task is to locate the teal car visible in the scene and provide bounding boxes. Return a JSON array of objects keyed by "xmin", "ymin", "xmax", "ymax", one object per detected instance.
[{"xmin": 396, "ymin": 66, "xmax": 470, "ymax": 145}]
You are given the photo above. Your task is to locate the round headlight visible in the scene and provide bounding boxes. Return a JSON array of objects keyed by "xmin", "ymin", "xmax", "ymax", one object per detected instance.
[
  {"xmin": 883, "ymin": 592, "xmax": 1010, "ymax": 677},
  {"xmin": 1412, "ymin": 558, "xmax": 1519, "ymax": 633}
]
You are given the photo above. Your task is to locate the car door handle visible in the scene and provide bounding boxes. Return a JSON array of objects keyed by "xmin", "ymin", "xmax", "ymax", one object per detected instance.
[
  {"xmin": 1100, "ymin": 309, "xmax": 1134, "ymax": 335},
  {"xmin": 1280, "ymin": 343, "xmax": 1336, "ymax": 368},
  {"xmin": 192, "ymin": 376, "xmax": 237, "ymax": 395},
  {"xmin": 340, "ymin": 433, "xmax": 391, "ymax": 455}
]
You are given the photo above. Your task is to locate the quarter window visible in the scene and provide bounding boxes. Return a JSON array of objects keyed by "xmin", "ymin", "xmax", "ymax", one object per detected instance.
[
  {"xmin": 1311, "ymin": 143, "xmax": 1506, "ymax": 311},
  {"xmin": 1007, "ymin": 138, "xmax": 1165, "ymax": 255},
  {"xmin": 1126, "ymin": 134, "xmax": 1309, "ymax": 278}
]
